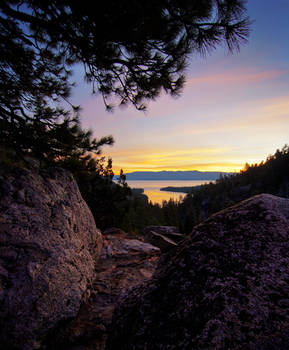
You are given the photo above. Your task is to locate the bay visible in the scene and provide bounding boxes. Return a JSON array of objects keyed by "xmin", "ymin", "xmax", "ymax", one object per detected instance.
[{"xmin": 126, "ymin": 180, "xmax": 212, "ymax": 205}]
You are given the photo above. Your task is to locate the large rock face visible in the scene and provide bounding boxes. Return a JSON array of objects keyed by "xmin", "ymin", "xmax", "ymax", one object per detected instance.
[
  {"xmin": 107, "ymin": 194, "xmax": 289, "ymax": 349},
  {"xmin": 0, "ymin": 166, "xmax": 102, "ymax": 350}
]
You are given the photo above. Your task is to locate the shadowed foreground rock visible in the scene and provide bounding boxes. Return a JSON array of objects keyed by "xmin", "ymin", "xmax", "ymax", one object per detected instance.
[
  {"xmin": 0, "ymin": 167, "xmax": 102, "ymax": 350},
  {"xmin": 48, "ymin": 232, "xmax": 160, "ymax": 349},
  {"xmin": 107, "ymin": 194, "xmax": 289, "ymax": 350}
]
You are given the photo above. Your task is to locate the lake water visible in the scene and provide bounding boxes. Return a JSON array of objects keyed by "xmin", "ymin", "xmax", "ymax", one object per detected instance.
[{"xmin": 126, "ymin": 180, "xmax": 212, "ymax": 205}]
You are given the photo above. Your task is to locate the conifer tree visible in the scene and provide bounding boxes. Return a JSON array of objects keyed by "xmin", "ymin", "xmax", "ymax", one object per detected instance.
[{"xmin": 0, "ymin": 0, "xmax": 250, "ymax": 158}]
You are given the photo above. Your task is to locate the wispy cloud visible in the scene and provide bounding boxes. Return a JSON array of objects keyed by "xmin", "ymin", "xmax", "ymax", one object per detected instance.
[
  {"xmin": 170, "ymin": 95, "xmax": 289, "ymax": 136},
  {"xmin": 186, "ymin": 69, "xmax": 288, "ymax": 87}
]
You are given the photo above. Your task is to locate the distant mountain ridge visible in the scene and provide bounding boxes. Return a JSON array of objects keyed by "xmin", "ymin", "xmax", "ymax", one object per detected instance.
[{"xmin": 117, "ymin": 171, "xmax": 231, "ymax": 181}]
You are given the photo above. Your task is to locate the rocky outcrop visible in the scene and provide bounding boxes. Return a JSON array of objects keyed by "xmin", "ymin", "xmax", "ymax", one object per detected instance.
[
  {"xmin": 107, "ymin": 194, "xmax": 289, "ymax": 350},
  {"xmin": 49, "ymin": 232, "xmax": 160, "ymax": 349},
  {"xmin": 103, "ymin": 227, "xmax": 140, "ymax": 240},
  {"xmin": 143, "ymin": 226, "xmax": 184, "ymax": 251},
  {"xmin": 0, "ymin": 166, "xmax": 102, "ymax": 350}
]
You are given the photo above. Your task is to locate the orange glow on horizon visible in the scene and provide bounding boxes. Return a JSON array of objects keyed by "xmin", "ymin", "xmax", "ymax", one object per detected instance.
[
  {"xmin": 102, "ymin": 145, "xmax": 264, "ymax": 175},
  {"xmin": 112, "ymin": 163, "xmax": 245, "ymax": 175}
]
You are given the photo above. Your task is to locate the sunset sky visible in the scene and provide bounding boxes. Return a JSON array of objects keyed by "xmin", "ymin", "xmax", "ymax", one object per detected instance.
[{"xmin": 72, "ymin": 0, "xmax": 289, "ymax": 174}]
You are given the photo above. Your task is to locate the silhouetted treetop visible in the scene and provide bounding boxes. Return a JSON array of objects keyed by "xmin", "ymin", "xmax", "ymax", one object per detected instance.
[{"xmin": 1, "ymin": 0, "xmax": 250, "ymax": 113}]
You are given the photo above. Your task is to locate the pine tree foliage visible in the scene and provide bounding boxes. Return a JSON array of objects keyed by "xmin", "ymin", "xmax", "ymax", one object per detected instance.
[
  {"xmin": 1, "ymin": 0, "xmax": 250, "ymax": 111},
  {"xmin": 0, "ymin": 0, "xmax": 250, "ymax": 157}
]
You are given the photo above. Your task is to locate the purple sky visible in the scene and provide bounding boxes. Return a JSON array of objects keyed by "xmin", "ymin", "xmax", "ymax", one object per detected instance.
[{"xmin": 71, "ymin": 0, "xmax": 289, "ymax": 173}]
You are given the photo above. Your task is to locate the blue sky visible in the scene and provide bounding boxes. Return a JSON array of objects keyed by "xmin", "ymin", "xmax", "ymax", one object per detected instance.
[{"xmin": 71, "ymin": 0, "xmax": 289, "ymax": 173}]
